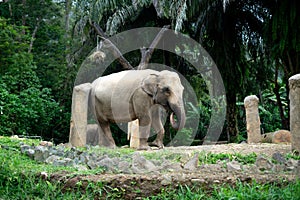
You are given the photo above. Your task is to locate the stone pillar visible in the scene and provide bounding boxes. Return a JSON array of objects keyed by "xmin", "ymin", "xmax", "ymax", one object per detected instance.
[
  {"xmin": 289, "ymin": 74, "xmax": 300, "ymax": 154},
  {"xmin": 244, "ymin": 95, "xmax": 261, "ymax": 143},
  {"xmin": 69, "ymin": 83, "xmax": 92, "ymax": 147},
  {"xmin": 128, "ymin": 119, "xmax": 140, "ymax": 148}
]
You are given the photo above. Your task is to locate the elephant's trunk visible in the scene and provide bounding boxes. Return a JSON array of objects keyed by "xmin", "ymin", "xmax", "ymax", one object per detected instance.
[{"xmin": 169, "ymin": 102, "xmax": 186, "ymax": 130}]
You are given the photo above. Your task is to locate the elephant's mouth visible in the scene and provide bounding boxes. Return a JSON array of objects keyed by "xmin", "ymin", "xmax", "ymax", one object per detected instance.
[
  {"xmin": 159, "ymin": 101, "xmax": 185, "ymax": 130},
  {"xmin": 161, "ymin": 102, "xmax": 172, "ymax": 112}
]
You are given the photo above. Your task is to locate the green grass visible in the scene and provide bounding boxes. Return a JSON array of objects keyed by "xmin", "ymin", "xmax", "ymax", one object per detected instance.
[
  {"xmin": 146, "ymin": 180, "xmax": 300, "ymax": 200},
  {"xmin": 0, "ymin": 148, "xmax": 82, "ymax": 199},
  {"xmin": 0, "ymin": 137, "xmax": 105, "ymax": 199},
  {"xmin": 0, "ymin": 136, "xmax": 299, "ymax": 199},
  {"xmin": 198, "ymin": 151, "xmax": 258, "ymax": 165}
]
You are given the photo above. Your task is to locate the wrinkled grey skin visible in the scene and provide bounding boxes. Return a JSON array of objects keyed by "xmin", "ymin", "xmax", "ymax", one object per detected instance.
[{"xmin": 91, "ymin": 69, "xmax": 185, "ymax": 150}]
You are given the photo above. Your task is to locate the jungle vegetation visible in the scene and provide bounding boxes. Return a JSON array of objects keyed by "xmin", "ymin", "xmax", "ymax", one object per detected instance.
[{"xmin": 0, "ymin": 0, "xmax": 299, "ymax": 144}]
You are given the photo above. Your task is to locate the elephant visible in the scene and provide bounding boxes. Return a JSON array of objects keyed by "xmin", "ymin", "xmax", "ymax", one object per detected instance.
[{"xmin": 91, "ymin": 69, "xmax": 186, "ymax": 150}]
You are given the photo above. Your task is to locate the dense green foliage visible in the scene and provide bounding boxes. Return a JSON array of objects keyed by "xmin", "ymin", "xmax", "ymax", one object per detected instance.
[{"xmin": 0, "ymin": 18, "xmax": 62, "ymax": 140}]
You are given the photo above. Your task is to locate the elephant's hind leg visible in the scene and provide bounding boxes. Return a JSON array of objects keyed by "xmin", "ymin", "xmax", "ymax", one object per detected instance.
[
  {"xmin": 149, "ymin": 129, "xmax": 164, "ymax": 149},
  {"xmin": 99, "ymin": 122, "xmax": 116, "ymax": 148}
]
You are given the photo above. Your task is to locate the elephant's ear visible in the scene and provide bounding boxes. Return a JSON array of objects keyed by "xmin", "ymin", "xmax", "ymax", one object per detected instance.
[{"xmin": 141, "ymin": 74, "xmax": 158, "ymax": 96}]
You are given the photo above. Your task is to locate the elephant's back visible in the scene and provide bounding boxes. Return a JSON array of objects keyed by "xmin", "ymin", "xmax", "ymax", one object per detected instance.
[
  {"xmin": 93, "ymin": 69, "xmax": 157, "ymax": 88},
  {"xmin": 93, "ymin": 69, "xmax": 158, "ymax": 99}
]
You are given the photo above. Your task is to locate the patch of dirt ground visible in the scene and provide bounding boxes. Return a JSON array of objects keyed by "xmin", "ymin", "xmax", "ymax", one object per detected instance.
[{"xmin": 50, "ymin": 143, "xmax": 298, "ymax": 199}]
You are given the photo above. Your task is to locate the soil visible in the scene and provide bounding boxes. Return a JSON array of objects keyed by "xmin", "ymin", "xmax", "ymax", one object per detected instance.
[{"xmin": 50, "ymin": 143, "xmax": 299, "ymax": 199}]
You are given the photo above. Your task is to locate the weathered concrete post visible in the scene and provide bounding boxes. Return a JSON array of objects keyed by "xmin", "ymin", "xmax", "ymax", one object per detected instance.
[
  {"xmin": 69, "ymin": 83, "xmax": 92, "ymax": 147},
  {"xmin": 244, "ymin": 95, "xmax": 261, "ymax": 143},
  {"xmin": 289, "ymin": 74, "xmax": 300, "ymax": 153},
  {"xmin": 128, "ymin": 119, "xmax": 140, "ymax": 149}
]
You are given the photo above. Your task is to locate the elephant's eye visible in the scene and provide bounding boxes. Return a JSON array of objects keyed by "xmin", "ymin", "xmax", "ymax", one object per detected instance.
[{"xmin": 163, "ymin": 87, "xmax": 171, "ymax": 95}]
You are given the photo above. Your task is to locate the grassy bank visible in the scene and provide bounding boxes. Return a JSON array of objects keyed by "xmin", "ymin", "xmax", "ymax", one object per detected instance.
[{"xmin": 0, "ymin": 136, "xmax": 299, "ymax": 199}]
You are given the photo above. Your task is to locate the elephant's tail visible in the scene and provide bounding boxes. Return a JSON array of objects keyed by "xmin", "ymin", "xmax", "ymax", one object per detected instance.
[{"xmin": 89, "ymin": 86, "xmax": 98, "ymax": 125}]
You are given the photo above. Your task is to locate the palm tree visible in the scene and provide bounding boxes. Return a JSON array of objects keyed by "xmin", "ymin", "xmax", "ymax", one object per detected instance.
[
  {"xmin": 262, "ymin": 0, "xmax": 300, "ymax": 129},
  {"xmin": 181, "ymin": 0, "xmax": 263, "ymax": 141}
]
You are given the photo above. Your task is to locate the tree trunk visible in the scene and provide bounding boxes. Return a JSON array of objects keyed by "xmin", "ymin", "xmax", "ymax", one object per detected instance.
[
  {"xmin": 22, "ymin": 0, "xmax": 26, "ymax": 34},
  {"xmin": 273, "ymin": 63, "xmax": 289, "ymax": 129},
  {"xmin": 65, "ymin": 0, "xmax": 71, "ymax": 33},
  {"xmin": 138, "ymin": 25, "xmax": 170, "ymax": 69},
  {"xmin": 28, "ymin": 18, "xmax": 41, "ymax": 53},
  {"xmin": 90, "ymin": 22, "xmax": 134, "ymax": 70},
  {"xmin": 226, "ymin": 92, "xmax": 239, "ymax": 142},
  {"xmin": 65, "ymin": 0, "xmax": 72, "ymax": 67}
]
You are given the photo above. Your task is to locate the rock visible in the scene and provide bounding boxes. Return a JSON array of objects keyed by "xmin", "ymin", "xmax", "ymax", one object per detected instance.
[
  {"xmin": 75, "ymin": 165, "xmax": 88, "ymax": 171},
  {"xmin": 79, "ymin": 152, "xmax": 89, "ymax": 164},
  {"xmin": 191, "ymin": 178, "xmax": 206, "ymax": 184},
  {"xmin": 64, "ymin": 150, "xmax": 77, "ymax": 159},
  {"xmin": 39, "ymin": 141, "xmax": 53, "ymax": 147},
  {"xmin": 255, "ymin": 155, "xmax": 273, "ymax": 171},
  {"xmin": 201, "ymin": 163, "xmax": 226, "ymax": 173},
  {"xmin": 272, "ymin": 164, "xmax": 285, "ymax": 172},
  {"xmin": 180, "ymin": 153, "xmax": 193, "ymax": 163},
  {"xmin": 183, "ymin": 153, "xmax": 199, "ymax": 171},
  {"xmin": 296, "ymin": 160, "xmax": 300, "ymax": 175},
  {"xmin": 118, "ymin": 161, "xmax": 131, "ymax": 174},
  {"xmin": 161, "ymin": 174, "xmax": 172, "ymax": 186},
  {"xmin": 172, "ymin": 173, "xmax": 187, "ymax": 182},
  {"xmin": 45, "ymin": 155, "xmax": 61, "ymax": 164},
  {"xmin": 261, "ymin": 132, "xmax": 274, "ymax": 143},
  {"xmin": 87, "ymin": 159, "xmax": 97, "ymax": 169},
  {"xmin": 132, "ymin": 152, "xmax": 157, "ymax": 173},
  {"xmin": 285, "ymin": 158, "xmax": 298, "ymax": 171},
  {"xmin": 160, "ymin": 158, "xmax": 182, "ymax": 172},
  {"xmin": 213, "ymin": 180, "xmax": 221, "ymax": 184},
  {"xmin": 34, "ymin": 146, "xmax": 49, "ymax": 162},
  {"xmin": 97, "ymin": 157, "xmax": 117, "ymax": 171},
  {"xmin": 53, "ymin": 158, "xmax": 73, "ymax": 167},
  {"xmin": 272, "ymin": 152, "xmax": 286, "ymax": 164},
  {"xmin": 273, "ymin": 130, "xmax": 291, "ymax": 144},
  {"xmin": 20, "ymin": 144, "xmax": 30, "ymax": 154},
  {"xmin": 40, "ymin": 171, "xmax": 48, "ymax": 180},
  {"xmin": 48, "ymin": 147, "xmax": 57, "ymax": 156},
  {"xmin": 26, "ymin": 149, "xmax": 35, "ymax": 159},
  {"xmin": 226, "ymin": 161, "xmax": 242, "ymax": 171}
]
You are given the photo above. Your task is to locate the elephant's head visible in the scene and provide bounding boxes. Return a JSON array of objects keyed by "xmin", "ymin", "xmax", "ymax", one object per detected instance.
[{"xmin": 141, "ymin": 70, "xmax": 186, "ymax": 130}]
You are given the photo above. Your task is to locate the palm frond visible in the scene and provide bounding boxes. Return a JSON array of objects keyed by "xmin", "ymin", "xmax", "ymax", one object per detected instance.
[
  {"xmin": 105, "ymin": 0, "xmax": 151, "ymax": 36},
  {"xmin": 174, "ymin": 0, "xmax": 187, "ymax": 33}
]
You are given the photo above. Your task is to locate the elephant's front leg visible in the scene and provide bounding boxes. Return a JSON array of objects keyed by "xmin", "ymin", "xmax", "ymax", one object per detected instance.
[
  {"xmin": 149, "ymin": 105, "xmax": 165, "ymax": 149},
  {"xmin": 138, "ymin": 116, "xmax": 152, "ymax": 150}
]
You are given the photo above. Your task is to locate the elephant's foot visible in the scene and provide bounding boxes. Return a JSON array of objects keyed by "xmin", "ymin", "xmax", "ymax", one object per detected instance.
[
  {"xmin": 149, "ymin": 139, "xmax": 164, "ymax": 149},
  {"xmin": 108, "ymin": 144, "xmax": 117, "ymax": 149},
  {"xmin": 137, "ymin": 139, "xmax": 152, "ymax": 151},
  {"xmin": 137, "ymin": 145, "xmax": 152, "ymax": 151},
  {"xmin": 104, "ymin": 144, "xmax": 117, "ymax": 149}
]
